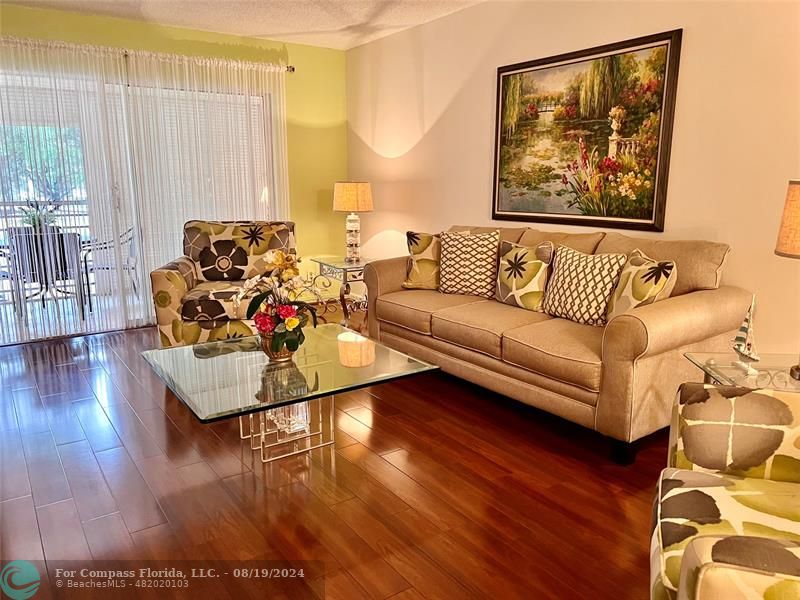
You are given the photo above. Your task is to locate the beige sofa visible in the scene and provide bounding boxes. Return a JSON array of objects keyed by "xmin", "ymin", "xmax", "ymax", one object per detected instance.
[{"xmin": 365, "ymin": 227, "xmax": 752, "ymax": 461}]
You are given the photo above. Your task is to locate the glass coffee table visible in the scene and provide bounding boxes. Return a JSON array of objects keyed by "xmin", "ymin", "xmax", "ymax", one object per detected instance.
[
  {"xmin": 143, "ymin": 324, "xmax": 437, "ymax": 462},
  {"xmin": 685, "ymin": 352, "xmax": 800, "ymax": 392}
]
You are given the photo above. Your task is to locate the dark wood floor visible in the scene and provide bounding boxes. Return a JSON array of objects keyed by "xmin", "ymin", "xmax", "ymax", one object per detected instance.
[{"xmin": 0, "ymin": 327, "xmax": 667, "ymax": 599}]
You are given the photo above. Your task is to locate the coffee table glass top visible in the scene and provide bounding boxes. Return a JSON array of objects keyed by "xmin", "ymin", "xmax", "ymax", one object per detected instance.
[
  {"xmin": 685, "ymin": 352, "xmax": 800, "ymax": 391},
  {"xmin": 142, "ymin": 324, "xmax": 437, "ymax": 422}
]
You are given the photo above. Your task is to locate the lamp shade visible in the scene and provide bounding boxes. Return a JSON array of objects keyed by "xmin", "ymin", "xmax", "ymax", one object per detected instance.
[
  {"xmin": 333, "ymin": 181, "xmax": 373, "ymax": 213},
  {"xmin": 337, "ymin": 331, "xmax": 376, "ymax": 367},
  {"xmin": 776, "ymin": 180, "xmax": 800, "ymax": 259}
]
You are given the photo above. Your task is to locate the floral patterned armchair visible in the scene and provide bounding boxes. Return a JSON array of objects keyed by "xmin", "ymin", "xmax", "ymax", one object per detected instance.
[
  {"xmin": 150, "ymin": 220, "xmax": 295, "ymax": 347},
  {"xmin": 650, "ymin": 383, "xmax": 800, "ymax": 599}
]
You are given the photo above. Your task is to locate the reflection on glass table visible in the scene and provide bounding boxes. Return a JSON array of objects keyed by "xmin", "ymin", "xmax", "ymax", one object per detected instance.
[
  {"xmin": 684, "ymin": 352, "xmax": 800, "ymax": 391},
  {"xmin": 142, "ymin": 324, "xmax": 438, "ymax": 462}
]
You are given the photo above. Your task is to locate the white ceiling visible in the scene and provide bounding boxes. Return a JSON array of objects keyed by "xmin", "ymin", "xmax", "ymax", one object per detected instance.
[{"xmin": 12, "ymin": 0, "xmax": 485, "ymax": 50}]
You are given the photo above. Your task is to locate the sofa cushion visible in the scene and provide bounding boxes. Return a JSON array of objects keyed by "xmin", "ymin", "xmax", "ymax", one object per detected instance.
[
  {"xmin": 183, "ymin": 220, "xmax": 296, "ymax": 281},
  {"xmin": 181, "ymin": 280, "xmax": 249, "ymax": 322},
  {"xmin": 432, "ymin": 300, "xmax": 551, "ymax": 358},
  {"xmin": 449, "ymin": 225, "xmax": 526, "ymax": 245},
  {"xmin": 439, "ymin": 231, "xmax": 499, "ymax": 298},
  {"xmin": 495, "ymin": 241, "xmax": 554, "ymax": 311},
  {"xmin": 607, "ymin": 249, "xmax": 677, "ymax": 321},
  {"xmin": 403, "ymin": 232, "xmax": 440, "ymax": 290},
  {"xmin": 376, "ymin": 290, "xmax": 486, "ymax": 334},
  {"xmin": 595, "ymin": 232, "xmax": 730, "ymax": 296},
  {"xmin": 518, "ymin": 229, "xmax": 605, "ymax": 254},
  {"xmin": 502, "ymin": 318, "xmax": 603, "ymax": 392},
  {"xmin": 542, "ymin": 245, "xmax": 626, "ymax": 327},
  {"xmin": 650, "ymin": 468, "xmax": 800, "ymax": 598}
]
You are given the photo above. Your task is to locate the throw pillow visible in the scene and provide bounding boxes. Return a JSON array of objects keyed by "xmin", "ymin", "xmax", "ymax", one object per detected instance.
[
  {"xmin": 495, "ymin": 241, "xmax": 554, "ymax": 311},
  {"xmin": 402, "ymin": 231, "xmax": 440, "ymax": 290},
  {"xmin": 606, "ymin": 249, "xmax": 677, "ymax": 320},
  {"xmin": 439, "ymin": 230, "xmax": 499, "ymax": 298},
  {"xmin": 542, "ymin": 245, "xmax": 626, "ymax": 326}
]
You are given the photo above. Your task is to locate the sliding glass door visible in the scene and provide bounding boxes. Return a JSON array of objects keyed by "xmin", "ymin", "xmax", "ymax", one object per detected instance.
[{"xmin": 0, "ymin": 39, "xmax": 288, "ymax": 345}]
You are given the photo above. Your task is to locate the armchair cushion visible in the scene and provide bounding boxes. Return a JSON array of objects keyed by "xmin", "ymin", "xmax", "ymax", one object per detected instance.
[
  {"xmin": 650, "ymin": 468, "xmax": 800, "ymax": 599},
  {"xmin": 677, "ymin": 535, "xmax": 800, "ymax": 600},
  {"xmin": 670, "ymin": 384, "xmax": 800, "ymax": 484},
  {"xmin": 180, "ymin": 280, "xmax": 249, "ymax": 322},
  {"xmin": 183, "ymin": 220, "xmax": 295, "ymax": 281}
]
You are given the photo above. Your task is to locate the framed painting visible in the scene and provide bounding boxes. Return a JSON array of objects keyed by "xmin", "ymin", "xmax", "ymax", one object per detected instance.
[{"xmin": 492, "ymin": 29, "xmax": 682, "ymax": 231}]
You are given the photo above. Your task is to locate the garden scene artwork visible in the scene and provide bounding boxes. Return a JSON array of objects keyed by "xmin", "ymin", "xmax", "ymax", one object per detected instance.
[{"xmin": 493, "ymin": 31, "xmax": 681, "ymax": 231}]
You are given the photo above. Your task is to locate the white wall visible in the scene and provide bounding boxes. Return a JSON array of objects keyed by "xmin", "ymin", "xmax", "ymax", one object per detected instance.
[{"xmin": 346, "ymin": 0, "xmax": 800, "ymax": 353}]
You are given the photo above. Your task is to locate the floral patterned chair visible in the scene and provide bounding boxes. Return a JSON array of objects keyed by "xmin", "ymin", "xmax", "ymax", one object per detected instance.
[
  {"xmin": 150, "ymin": 220, "xmax": 295, "ymax": 347},
  {"xmin": 650, "ymin": 383, "xmax": 800, "ymax": 599}
]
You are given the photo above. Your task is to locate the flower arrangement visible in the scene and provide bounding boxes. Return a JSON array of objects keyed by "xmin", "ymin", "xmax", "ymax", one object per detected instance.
[
  {"xmin": 235, "ymin": 250, "xmax": 321, "ymax": 357},
  {"xmin": 560, "ymin": 137, "xmax": 654, "ymax": 219}
]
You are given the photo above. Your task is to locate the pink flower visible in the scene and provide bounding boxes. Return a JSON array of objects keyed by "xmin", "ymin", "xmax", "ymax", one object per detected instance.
[
  {"xmin": 254, "ymin": 312, "xmax": 275, "ymax": 334},
  {"xmin": 276, "ymin": 305, "xmax": 297, "ymax": 319},
  {"xmin": 561, "ymin": 174, "xmax": 568, "ymax": 186}
]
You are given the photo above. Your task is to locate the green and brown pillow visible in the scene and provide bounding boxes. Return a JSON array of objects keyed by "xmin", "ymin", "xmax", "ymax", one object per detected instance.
[
  {"xmin": 496, "ymin": 241, "xmax": 554, "ymax": 311},
  {"xmin": 606, "ymin": 249, "xmax": 677, "ymax": 321},
  {"xmin": 183, "ymin": 220, "xmax": 295, "ymax": 282},
  {"xmin": 402, "ymin": 231, "xmax": 441, "ymax": 290}
]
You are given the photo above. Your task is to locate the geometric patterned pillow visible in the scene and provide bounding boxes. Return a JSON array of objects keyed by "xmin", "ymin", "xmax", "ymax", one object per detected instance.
[
  {"xmin": 542, "ymin": 245, "xmax": 626, "ymax": 326},
  {"xmin": 495, "ymin": 241, "xmax": 554, "ymax": 311},
  {"xmin": 439, "ymin": 230, "xmax": 499, "ymax": 298},
  {"xmin": 402, "ymin": 232, "xmax": 440, "ymax": 290},
  {"xmin": 606, "ymin": 249, "xmax": 677, "ymax": 321}
]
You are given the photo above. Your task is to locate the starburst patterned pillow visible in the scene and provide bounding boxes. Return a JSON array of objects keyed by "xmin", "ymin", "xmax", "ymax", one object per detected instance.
[
  {"xmin": 403, "ymin": 232, "xmax": 441, "ymax": 290},
  {"xmin": 495, "ymin": 241, "xmax": 554, "ymax": 311},
  {"xmin": 606, "ymin": 248, "xmax": 677, "ymax": 321}
]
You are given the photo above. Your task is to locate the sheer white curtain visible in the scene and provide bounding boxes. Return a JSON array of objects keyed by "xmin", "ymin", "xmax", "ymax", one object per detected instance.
[{"xmin": 0, "ymin": 37, "xmax": 289, "ymax": 345}]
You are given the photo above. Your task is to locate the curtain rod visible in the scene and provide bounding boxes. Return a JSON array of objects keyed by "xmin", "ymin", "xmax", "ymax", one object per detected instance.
[{"xmin": 0, "ymin": 37, "xmax": 294, "ymax": 72}]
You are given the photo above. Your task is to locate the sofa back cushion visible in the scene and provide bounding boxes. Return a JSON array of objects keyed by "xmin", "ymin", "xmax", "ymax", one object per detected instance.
[
  {"xmin": 518, "ymin": 229, "xmax": 605, "ymax": 254},
  {"xmin": 449, "ymin": 225, "xmax": 526, "ymax": 245},
  {"xmin": 183, "ymin": 220, "xmax": 296, "ymax": 281},
  {"xmin": 595, "ymin": 232, "xmax": 730, "ymax": 296}
]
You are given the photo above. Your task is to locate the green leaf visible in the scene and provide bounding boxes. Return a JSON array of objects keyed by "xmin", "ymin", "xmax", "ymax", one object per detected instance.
[
  {"xmin": 246, "ymin": 292, "xmax": 270, "ymax": 318},
  {"xmin": 285, "ymin": 333, "xmax": 300, "ymax": 351},
  {"xmin": 270, "ymin": 333, "xmax": 283, "ymax": 353}
]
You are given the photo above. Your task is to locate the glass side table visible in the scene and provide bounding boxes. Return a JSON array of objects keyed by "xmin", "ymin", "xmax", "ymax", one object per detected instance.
[
  {"xmin": 309, "ymin": 256, "xmax": 372, "ymax": 326},
  {"xmin": 685, "ymin": 352, "xmax": 800, "ymax": 391}
]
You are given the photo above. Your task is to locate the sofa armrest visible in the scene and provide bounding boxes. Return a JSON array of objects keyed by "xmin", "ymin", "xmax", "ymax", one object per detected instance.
[
  {"xmin": 678, "ymin": 535, "xmax": 800, "ymax": 600},
  {"xmin": 669, "ymin": 383, "xmax": 800, "ymax": 482},
  {"xmin": 364, "ymin": 256, "xmax": 409, "ymax": 339},
  {"xmin": 602, "ymin": 286, "xmax": 752, "ymax": 362},
  {"xmin": 149, "ymin": 256, "xmax": 197, "ymax": 327}
]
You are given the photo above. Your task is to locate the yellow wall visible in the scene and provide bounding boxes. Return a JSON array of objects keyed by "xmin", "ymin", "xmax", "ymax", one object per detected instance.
[{"xmin": 0, "ymin": 3, "xmax": 347, "ymax": 258}]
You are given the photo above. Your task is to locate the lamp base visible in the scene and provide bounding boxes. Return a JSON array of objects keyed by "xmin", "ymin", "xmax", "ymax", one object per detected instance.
[
  {"xmin": 790, "ymin": 364, "xmax": 800, "ymax": 381},
  {"xmin": 345, "ymin": 212, "xmax": 361, "ymax": 263}
]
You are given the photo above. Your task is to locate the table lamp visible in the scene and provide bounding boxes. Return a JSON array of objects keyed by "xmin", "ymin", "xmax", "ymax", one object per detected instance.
[
  {"xmin": 775, "ymin": 179, "xmax": 800, "ymax": 379},
  {"xmin": 333, "ymin": 181, "xmax": 373, "ymax": 263}
]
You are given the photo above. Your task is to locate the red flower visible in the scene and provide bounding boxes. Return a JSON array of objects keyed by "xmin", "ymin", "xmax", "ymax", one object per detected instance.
[
  {"xmin": 276, "ymin": 305, "xmax": 297, "ymax": 319},
  {"xmin": 561, "ymin": 174, "xmax": 568, "ymax": 186},
  {"xmin": 598, "ymin": 156, "xmax": 621, "ymax": 175},
  {"xmin": 254, "ymin": 312, "xmax": 275, "ymax": 334}
]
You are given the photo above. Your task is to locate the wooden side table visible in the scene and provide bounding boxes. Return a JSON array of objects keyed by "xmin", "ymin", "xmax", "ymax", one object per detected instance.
[{"xmin": 309, "ymin": 256, "xmax": 371, "ymax": 326}]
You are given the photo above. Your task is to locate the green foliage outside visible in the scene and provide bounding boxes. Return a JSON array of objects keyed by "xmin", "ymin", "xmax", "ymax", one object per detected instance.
[{"xmin": 0, "ymin": 125, "xmax": 85, "ymax": 227}]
